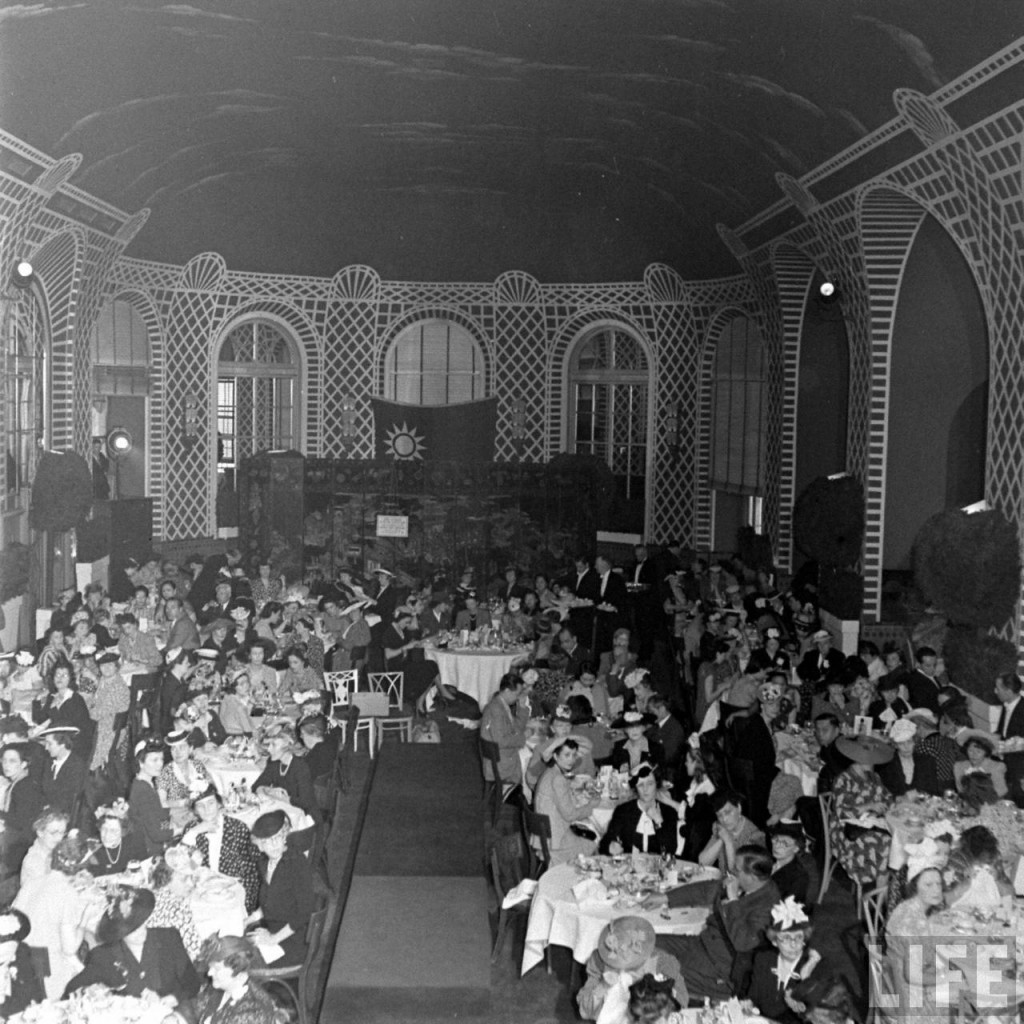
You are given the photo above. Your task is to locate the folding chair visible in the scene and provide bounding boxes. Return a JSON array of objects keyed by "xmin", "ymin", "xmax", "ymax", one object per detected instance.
[
  {"xmin": 862, "ymin": 883, "xmax": 888, "ymax": 948},
  {"xmin": 349, "ymin": 691, "xmax": 388, "ymax": 755},
  {"xmin": 368, "ymin": 671, "xmax": 414, "ymax": 747},
  {"xmin": 479, "ymin": 738, "xmax": 521, "ymax": 826},
  {"xmin": 865, "ymin": 935, "xmax": 899, "ymax": 1024},
  {"xmin": 520, "ymin": 807, "xmax": 552, "ymax": 881},
  {"xmin": 324, "ymin": 670, "xmax": 358, "ymax": 739}
]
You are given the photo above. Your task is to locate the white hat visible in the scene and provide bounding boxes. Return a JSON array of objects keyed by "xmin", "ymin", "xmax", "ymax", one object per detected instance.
[
  {"xmin": 889, "ymin": 719, "xmax": 918, "ymax": 743},
  {"xmin": 374, "ymin": 567, "xmax": 394, "ymax": 577},
  {"xmin": 811, "ymin": 629, "xmax": 831, "ymax": 642}
]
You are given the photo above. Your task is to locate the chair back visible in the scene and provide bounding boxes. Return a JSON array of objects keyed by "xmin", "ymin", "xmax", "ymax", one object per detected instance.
[
  {"xmin": 350, "ymin": 691, "xmax": 389, "ymax": 718},
  {"xmin": 298, "ymin": 904, "xmax": 331, "ymax": 1017},
  {"xmin": 324, "ymin": 670, "xmax": 358, "ymax": 706},
  {"xmin": 368, "ymin": 671, "xmax": 404, "ymax": 713},
  {"xmin": 479, "ymin": 738, "xmax": 503, "ymax": 783},
  {"xmin": 862, "ymin": 883, "xmax": 888, "ymax": 948},
  {"xmin": 521, "ymin": 807, "xmax": 552, "ymax": 877},
  {"xmin": 816, "ymin": 790, "xmax": 836, "ymax": 903}
]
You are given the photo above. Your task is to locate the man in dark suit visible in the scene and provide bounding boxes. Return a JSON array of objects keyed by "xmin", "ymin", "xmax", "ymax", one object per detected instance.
[
  {"xmin": 39, "ymin": 727, "xmax": 88, "ymax": 817},
  {"xmin": 368, "ymin": 567, "xmax": 401, "ymax": 671},
  {"xmin": 629, "ymin": 544, "xmax": 663, "ymax": 660},
  {"xmin": 994, "ymin": 673, "xmax": 1024, "ymax": 806},
  {"xmin": 0, "ymin": 742, "xmax": 44, "ymax": 870},
  {"xmin": 905, "ymin": 646, "xmax": 942, "ymax": 715},
  {"xmin": 593, "ymin": 554, "xmax": 628, "ymax": 655},
  {"xmin": 199, "ymin": 578, "xmax": 235, "ymax": 627},
  {"xmin": 556, "ymin": 623, "xmax": 591, "ymax": 679},
  {"xmin": 796, "ymin": 711, "xmax": 851, "ymax": 856},
  {"xmin": 797, "ymin": 629, "xmax": 845, "ymax": 681},
  {"xmin": 164, "ymin": 597, "xmax": 200, "ymax": 652},
  {"xmin": 189, "ymin": 547, "xmax": 242, "ymax": 611},
  {"xmin": 647, "ymin": 695, "xmax": 686, "ymax": 783},
  {"xmin": 568, "ymin": 554, "xmax": 600, "ymax": 647}
]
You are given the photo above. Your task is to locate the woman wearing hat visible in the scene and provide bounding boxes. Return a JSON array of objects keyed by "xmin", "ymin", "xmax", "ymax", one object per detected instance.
[
  {"xmin": 829, "ymin": 735, "xmax": 894, "ymax": 889},
  {"xmin": 0, "ymin": 909, "xmax": 44, "ymax": 1016},
  {"xmin": 246, "ymin": 809, "xmax": 315, "ymax": 966},
  {"xmin": 88, "ymin": 648, "xmax": 131, "ymax": 771},
  {"xmin": 769, "ymin": 821, "xmax": 817, "ymax": 905},
  {"xmin": 185, "ymin": 785, "xmax": 261, "ymax": 913},
  {"xmin": 577, "ymin": 916, "xmax": 683, "ymax": 1022},
  {"xmin": 130, "ymin": 739, "xmax": 175, "ymax": 856},
  {"xmin": 609, "ymin": 711, "xmax": 664, "ymax": 773},
  {"xmin": 866, "ymin": 673, "xmax": 911, "ymax": 733},
  {"xmin": 67, "ymin": 885, "xmax": 200, "ymax": 1005},
  {"xmin": 748, "ymin": 628, "xmax": 791, "ymax": 675},
  {"xmin": 85, "ymin": 800, "xmax": 146, "ymax": 876},
  {"xmin": 250, "ymin": 721, "xmax": 321, "ymax": 829},
  {"xmin": 747, "ymin": 897, "xmax": 824, "ymax": 1024},
  {"xmin": 158, "ymin": 729, "xmax": 214, "ymax": 817},
  {"xmin": 877, "ymin": 718, "xmax": 919, "ymax": 796},
  {"xmin": 14, "ymin": 833, "xmax": 94, "ymax": 998},
  {"xmin": 885, "ymin": 864, "xmax": 948, "ymax": 1024},
  {"xmin": 600, "ymin": 762, "xmax": 679, "ymax": 857},
  {"xmin": 169, "ymin": 935, "xmax": 280, "ymax": 1024},
  {"xmin": 31, "ymin": 661, "xmax": 93, "ymax": 761},
  {"xmin": 19, "ymin": 807, "xmax": 69, "ymax": 885},
  {"xmin": 953, "ymin": 731, "xmax": 1008, "ymax": 797},
  {"xmin": 534, "ymin": 738, "xmax": 602, "ymax": 865},
  {"xmin": 525, "ymin": 705, "xmax": 596, "ymax": 790}
]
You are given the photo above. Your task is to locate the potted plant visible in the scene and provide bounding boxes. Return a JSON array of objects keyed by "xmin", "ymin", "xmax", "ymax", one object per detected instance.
[
  {"xmin": 911, "ymin": 506, "xmax": 1020, "ymax": 713},
  {"xmin": 792, "ymin": 473, "xmax": 865, "ymax": 653}
]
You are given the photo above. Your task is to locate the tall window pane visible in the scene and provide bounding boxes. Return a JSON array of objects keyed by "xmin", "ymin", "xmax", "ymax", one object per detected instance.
[{"xmin": 385, "ymin": 320, "xmax": 483, "ymax": 405}]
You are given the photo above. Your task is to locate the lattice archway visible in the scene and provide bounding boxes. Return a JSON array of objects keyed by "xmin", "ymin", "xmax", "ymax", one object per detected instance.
[
  {"xmin": 695, "ymin": 306, "xmax": 752, "ymax": 555},
  {"xmin": 557, "ymin": 316, "xmax": 657, "ymax": 537},
  {"xmin": 767, "ymin": 241, "xmax": 818, "ymax": 573}
]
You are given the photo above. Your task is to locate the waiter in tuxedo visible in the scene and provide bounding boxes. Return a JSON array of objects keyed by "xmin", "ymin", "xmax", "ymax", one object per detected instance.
[
  {"xmin": 629, "ymin": 543, "xmax": 662, "ymax": 660},
  {"xmin": 568, "ymin": 554, "xmax": 600, "ymax": 648},
  {"xmin": 593, "ymin": 554, "xmax": 628, "ymax": 656},
  {"xmin": 994, "ymin": 673, "xmax": 1024, "ymax": 806}
]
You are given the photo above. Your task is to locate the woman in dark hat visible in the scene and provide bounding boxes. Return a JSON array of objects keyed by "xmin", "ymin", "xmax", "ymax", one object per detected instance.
[
  {"xmin": 66, "ymin": 885, "xmax": 200, "ymax": 1005},
  {"xmin": 157, "ymin": 729, "xmax": 214, "ymax": 820},
  {"xmin": 599, "ymin": 761, "xmax": 678, "ymax": 856},
  {"xmin": 245, "ymin": 810, "xmax": 315, "ymax": 966},
  {"xmin": 829, "ymin": 735, "xmax": 894, "ymax": 890},
  {"xmin": 0, "ymin": 909, "xmax": 44, "ymax": 1017},
  {"xmin": 177, "ymin": 935, "xmax": 280, "ymax": 1024},
  {"xmin": 769, "ymin": 820, "xmax": 818, "ymax": 905},
  {"xmin": 625, "ymin": 972, "xmax": 683, "ymax": 1024},
  {"xmin": 609, "ymin": 710, "xmax": 664, "ymax": 773}
]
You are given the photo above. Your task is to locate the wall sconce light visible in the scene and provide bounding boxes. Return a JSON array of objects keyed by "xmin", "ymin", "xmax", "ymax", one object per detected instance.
[
  {"xmin": 183, "ymin": 392, "xmax": 201, "ymax": 445},
  {"xmin": 11, "ymin": 261, "xmax": 34, "ymax": 290},
  {"xmin": 340, "ymin": 392, "xmax": 358, "ymax": 449},
  {"xmin": 665, "ymin": 401, "xmax": 681, "ymax": 462}
]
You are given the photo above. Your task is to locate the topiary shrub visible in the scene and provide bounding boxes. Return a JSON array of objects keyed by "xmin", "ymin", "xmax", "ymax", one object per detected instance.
[
  {"xmin": 911, "ymin": 507, "xmax": 1022, "ymax": 701},
  {"xmin": 29, "ymin": 450, "xmax": 93, "ymax": 532},
  {"xmin": 911, "ymin": 508, "xmax": 1020, "ymax": 629}
]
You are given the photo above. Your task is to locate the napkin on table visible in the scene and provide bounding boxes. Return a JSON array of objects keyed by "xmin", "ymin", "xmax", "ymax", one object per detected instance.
[
  {"xmin": 501, "ymin": 878, "xmax": 538, "ymax": 909},
  {"xmin": 573, "ymin": 877, "xmax": 610, "ymax": 904}
]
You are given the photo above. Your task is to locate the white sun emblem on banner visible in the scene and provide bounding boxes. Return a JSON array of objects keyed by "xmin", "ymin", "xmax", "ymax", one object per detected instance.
[{"xmin": 384, "ymin": 422, "xmax": 427, "ymax": 460}]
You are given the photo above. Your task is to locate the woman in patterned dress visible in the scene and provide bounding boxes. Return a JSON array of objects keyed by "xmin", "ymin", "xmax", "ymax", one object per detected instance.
[
  {"xmin": 88, "ymin": 650, "xmax": 131, "ymax": 771},
  {"xmin": 829, "ymin": 735, "xmax": 894, "ymax": 888},
  {"xmin": 149, "ymin": 856, "xmax": 204, "ymax": 961},
  {"xmin": 249, "ymin": 560, "xmax": 285, "ymax": 611},
  {"xmin": 158, "ymin": 730, "xmax": 214, "ymax": 826}
]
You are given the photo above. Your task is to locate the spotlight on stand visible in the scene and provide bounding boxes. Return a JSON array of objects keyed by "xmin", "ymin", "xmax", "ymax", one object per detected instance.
[
  {"xmin": 11, "ymin": 261, "xmax": 34, "ymax": 290},
  {"xmin": 107, "ymin": 426, "xmax": 133, "ymax": 457}
]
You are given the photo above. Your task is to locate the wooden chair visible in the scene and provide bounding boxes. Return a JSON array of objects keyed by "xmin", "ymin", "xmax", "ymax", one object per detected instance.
[
  {"xmin": 479, "ymin": 738, "xmax": 520, "ymax": 826},
  {"xmin": 324, "ymin": 670, "xmax": 358, "ymax": 727},
  {"xmin": 251, "ymin": 902, "xmax": 331, "ymax": 1024},
  {"xmin": 520, "ymin": 807, "xmax": 552, "ymax": 880},
  {"xmin": 817, "ymin": 791, "xmax": 836, "ymax": 902},
  {"xmin": 862, "ymin": 883, "xmax": 888, "ymax": 948},
  {"xmin": 368, "ymin": 671, "xmax": 414, "ymax": 747},
  {"xmin": 488, "ymin": 846, "xmax": 543, "ymax": 966},
  {"xmin": 349, "ymin": 691, "xmax": 388, "ymax": 755}
]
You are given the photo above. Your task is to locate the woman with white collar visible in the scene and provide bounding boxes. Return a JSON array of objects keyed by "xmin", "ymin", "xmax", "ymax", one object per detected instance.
[{"xmin": 747, "ymin": 897, "xmax": 824, "ymax": 1024}]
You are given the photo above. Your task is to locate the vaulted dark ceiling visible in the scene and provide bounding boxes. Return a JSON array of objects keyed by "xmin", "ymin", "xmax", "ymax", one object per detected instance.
[{"xmin": 1, "ymin": 0, "xmax": 1022, "ymax": 281}]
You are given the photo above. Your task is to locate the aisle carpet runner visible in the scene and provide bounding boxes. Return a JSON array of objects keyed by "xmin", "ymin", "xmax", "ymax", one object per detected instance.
[{"xmin": 323, "ymin": 733, "xmax": 491, "ymax": 1019}]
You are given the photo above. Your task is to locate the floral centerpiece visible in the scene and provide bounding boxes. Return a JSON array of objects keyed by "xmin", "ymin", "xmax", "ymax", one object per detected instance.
[{"xmin": 10, "ymin": 985, "xmax": 168, "ymax": 1024}]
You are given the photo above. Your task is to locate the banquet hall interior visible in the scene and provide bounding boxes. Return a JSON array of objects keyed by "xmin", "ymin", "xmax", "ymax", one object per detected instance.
[{"xmin": 4, "ymin": 0, "xmax": 1024, "ymax": 1022}]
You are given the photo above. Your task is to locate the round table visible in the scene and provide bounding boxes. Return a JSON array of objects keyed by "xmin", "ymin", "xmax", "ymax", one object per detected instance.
[
  {"xmin": 195, "ymin": 748, "xmax": 267, "ymax": 796},
  {"xmin": 425, "ymin": 645, "xmax": 530, "ymax": 707},
  {"xmin": 521, "ymin": 861, "xmax": 716, "ymax": 975}
]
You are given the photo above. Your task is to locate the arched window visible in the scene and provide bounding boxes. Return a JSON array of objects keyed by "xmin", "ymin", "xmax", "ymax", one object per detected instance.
[
  {"xmin": 568, "ymin": 326, "xmax": 650, "ymax": 533},
  {"xmin": 384, "ymin": 319, "xmax": 484, "ymax": 405},
  {"xmin": 90, "ymin": 299, "xmax": 150, "ymax": 393},
  {"xmin": 216, "ymin": 319, "xmax": 300, "ymax": 484},
  {"xmin": 711, "ymin": 317, "xmax": 766, "ymax": 544},
  {"xmin": 3, "ymin": 291, "xmax": 48, "ymax": 512}
]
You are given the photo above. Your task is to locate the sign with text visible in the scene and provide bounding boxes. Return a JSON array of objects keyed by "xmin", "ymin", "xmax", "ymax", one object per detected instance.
[{"xmin": 376, "ymin": 514, "xmax": 409, "ymax": 538}]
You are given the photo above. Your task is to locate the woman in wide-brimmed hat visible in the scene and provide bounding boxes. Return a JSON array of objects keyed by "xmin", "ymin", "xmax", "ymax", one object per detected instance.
[
  {"xmin": 67, "ymin": 885, "xmax": 200, "ymax": 1005},
  {"xmin": 609, "ymin": 710, "xmax": 664, "ymax": 773},
  {"xmin": 829, "ymin": 734, "xmax": 894, "ymax": 888}
]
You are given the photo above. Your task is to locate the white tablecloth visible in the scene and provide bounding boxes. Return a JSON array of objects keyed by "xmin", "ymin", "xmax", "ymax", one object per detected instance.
[
  {"xmin": 196, "ymin": 749, "xmax": 267, "ymax": 795},
  {"xmin": 521, "ymin": 862, "xmax": 714, "ymax": 975},
  {"xmin": 426, "ymin": 647, "xmax": 530, "ymax": 707}
]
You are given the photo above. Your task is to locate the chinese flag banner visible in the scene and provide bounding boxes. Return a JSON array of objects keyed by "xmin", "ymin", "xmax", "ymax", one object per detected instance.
[{"xmin": 370, "ymin": 397, "xmax": 498, "ymax": 462}]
